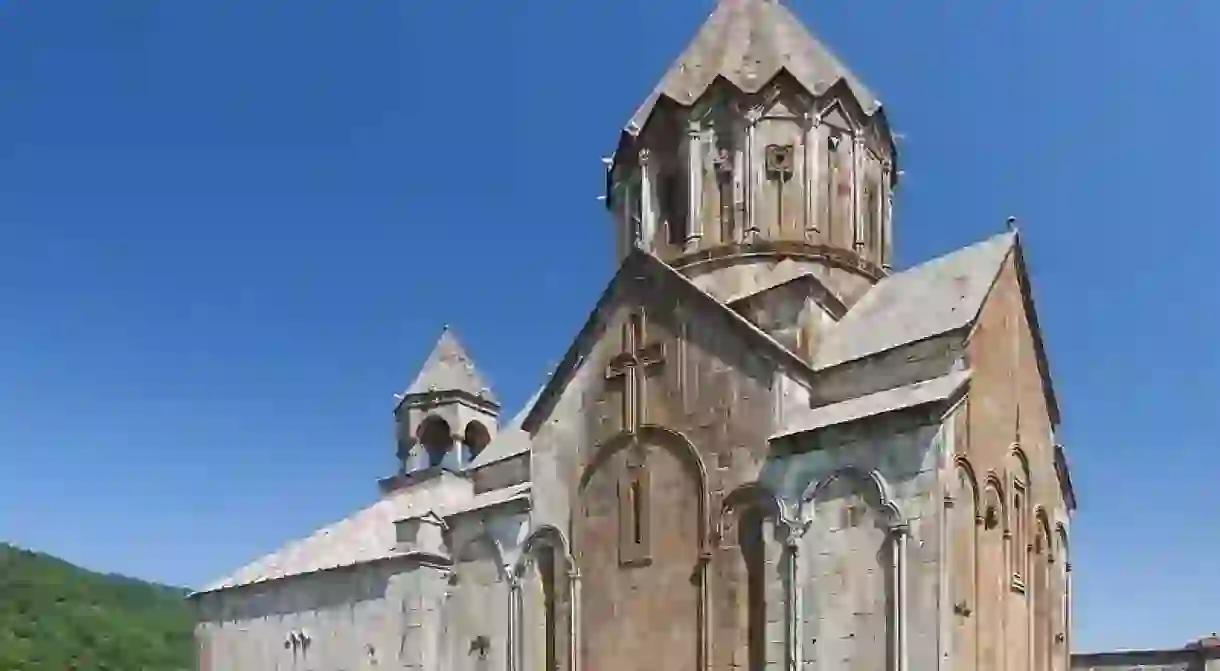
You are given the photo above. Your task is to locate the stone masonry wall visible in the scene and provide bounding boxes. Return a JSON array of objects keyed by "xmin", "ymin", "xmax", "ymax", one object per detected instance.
[
  {"xmin": 195, "ymin": 560, "xmax": 447, "ymax": 671},
  {"xmin": 763, "ymin": 408, "xmax": 945, "ymax": 671}
]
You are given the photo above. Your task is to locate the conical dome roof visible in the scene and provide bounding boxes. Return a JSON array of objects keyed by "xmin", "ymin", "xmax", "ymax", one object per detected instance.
[
  {"xmin": 400, "ymin": 327, "xmax": 497, "ymax": 405},
  {"xmin": 626, "ymin": 0, "xmax": 879, "ymax": 133}
]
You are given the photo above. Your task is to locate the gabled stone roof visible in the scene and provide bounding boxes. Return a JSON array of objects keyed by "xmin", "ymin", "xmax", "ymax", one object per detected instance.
[
  {"xmin": 627, "ymin": 0, "xmax": 879, "ymax": 133},
  {"xmin": 194, "ymin": 473, "xmax": 531, "ymax": 595},
  {"xmin": 815, "ymin": 232, "xmax": 1017, "ymax": 370},
  {"xmin": 399, "ymin": 327, "xmax": 498, "ymax": 406},
  {"xmin": 521, "ymin": 249, "xmax": 820, "ymax": 433},
  {"xmin": 773, "ymin": 369, "xmax": 970, "ymax": 440},
  {"xmin": 194, "ymin": 473, "xmax": 475, "ymax": 595}
]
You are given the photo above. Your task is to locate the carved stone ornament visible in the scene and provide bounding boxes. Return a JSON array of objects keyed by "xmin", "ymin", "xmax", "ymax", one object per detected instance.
[{"xmin": 765, "ymin": 144, "xmax": 795, "ymax": 181}]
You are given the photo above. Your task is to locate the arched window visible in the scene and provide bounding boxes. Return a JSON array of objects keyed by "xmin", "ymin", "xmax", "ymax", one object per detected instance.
[
  {"xmin": 1008, "ymin": 449, "xmax": 1031, "ymax": 587},
  {"xmin": 464, "ymin": 421, "xmax": 491, "ymax": 464},
  {"xmin": 418, "ymin": 415, "xmax": 453, "ymax": 468}
]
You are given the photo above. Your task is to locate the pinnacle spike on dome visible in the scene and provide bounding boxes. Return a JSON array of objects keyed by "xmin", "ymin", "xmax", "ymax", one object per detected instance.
[
  {"xmin": 626, "ymin": 0, "xmax": 879, "ymax": 133},
  {"xmin": 400, "ymin": 326, "xmax": 498, "ymax": 405}
]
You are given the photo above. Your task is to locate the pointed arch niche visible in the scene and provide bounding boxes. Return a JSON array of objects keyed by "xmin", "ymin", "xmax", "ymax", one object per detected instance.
[
  {"xmin": 1032, "ymin": 509, "xmax": 1053, "ymax": 671},
  {"xmin": 446, "ymin": 535, "xmax": 510, "ymax": 671},
  {"xmin": 574, "ymin": 427, "xmax": 711, "ymax": 671},
  {"xmin": 1008, "ymin": 448, "xmax": 1032, "ymax": 589},
  {"xmin": 713, "ymin": 484, "xmax": 797, "ymax": 671},
  {"xmin": 1006, "ymin": 448, "xmax": 1032, "ymax": 671},
  {"xmin": 977, "ymin": 477, "xmax": 1007, "ymax": 671},
  {"xmin": 947, "ymin": 458, "xmax": 979, "ymax": 671},
  {"xmin": 1052, "ymin": 524, "xmax": 1071, "ymax": 671},
  {"xmin": 513, "ymin": 526, "xmax": 577, "ymax": 671},
  {"xmin": 799, "ymin": 467, "xmax": 907, "ymax": 671}
]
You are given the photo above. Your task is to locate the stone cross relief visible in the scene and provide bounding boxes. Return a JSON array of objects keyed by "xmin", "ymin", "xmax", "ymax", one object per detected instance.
[
  {"xmin": 605, "ymin": 306, "xmax": 667, "ymax": 566},
  {"xmin": 604, "ymin": 307, "xmax": 666, "ymax": 437}
]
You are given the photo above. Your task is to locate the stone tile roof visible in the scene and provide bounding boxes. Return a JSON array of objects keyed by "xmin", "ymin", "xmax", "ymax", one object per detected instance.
[
  {"xmin": 438, "ymin": 482, "xmax": 531, "ymax": 520},
  {"xmin": 196, "ymin": 474, "xmax": 475, "ymax": 595},
  {"xmin": 467, "ymin": 385, "xmax": 545, "ymax": 469},
  {"xmin": 815, "ymin": 232, "xmax": 1016, "ymax": 370},
  {"xmin": 627, "ymin": 0, "xmax": 878, "ymax": 133},
  {"xmin": 722, "ymin": 261, "xmax": 848, "ymax": 319},
  {"xmin": 773, "ymin": 369, "xmax": 970, "ymax": 439},
  {"xmin": 400, "ymin": 327, "xmax": 498, "ymax": 405}
]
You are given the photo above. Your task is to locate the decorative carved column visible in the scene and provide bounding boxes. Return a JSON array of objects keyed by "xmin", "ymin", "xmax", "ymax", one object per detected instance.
[
  {"xmin": 507, "ymin": 575, "xmax": 521, "ymax": 671},
  {"xmin": 744, "ymin": 107, "xmax": 762, "ymax": 244},
  {"xmin": 639, "ymin": 148, "xmax": 655, "ymax": 251},
  {"xmin": 890, "ymin": 522, "xmax": 910, "ymax": 671},
  {"xmin": 1063, "ymin": 560, "xmax": 1072, "ymax": 671},
  {"xmin": 939, "ymin": 492, "xmax": 952, "ymax": 671},
  {"xmin": 802, "ymin": 111, "xmax": 821, "ymax": 240},
  {"xmin": 568, "ymin": 568, "xmax": 581, "ymax": 671},
  {"xmin": 852, "ymin": 131, "xmax": 865, "ymax": 253},
  {"xmin": 698, "ymin": 551, "xmax": 713, "ymax": 671},
  {"xmin": 686, "ymin": 121, "xmax": 704, "ymax": 252},
  {"xmin": 785, "ymin": 526, "xmax": 802, "ymax": 671},
  {"xmin": 610, "ymin": 169, "xmax": 629, "ymax": 259},
  {"xmin": 882, "ymin": 160, "xmax": 894, "ymax": 271}
]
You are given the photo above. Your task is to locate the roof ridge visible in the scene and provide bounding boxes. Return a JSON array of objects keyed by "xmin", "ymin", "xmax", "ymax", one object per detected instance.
[
  {"xmin": 399, "ymin": 326, "xmax": 498, "ymax": 405},
  {"xmin": 644, "ymin": 251, "xmax": 818, "ymax": 378},
  {"xmin": 520, "ymin": 249, "xmax": 819, "ymax": 433},
  {"xmin": 627, "ymin": 0, "xmax": 878, "ymax": 133},
  {"xmin": 813, "ymin": 231, "xmax": 1017, "ymax": 370}
]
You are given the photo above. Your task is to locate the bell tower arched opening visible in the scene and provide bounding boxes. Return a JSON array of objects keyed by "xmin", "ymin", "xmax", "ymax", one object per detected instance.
[{"xmin": 418, "ymin": 415, "xmax": 453, "ymax": 468}]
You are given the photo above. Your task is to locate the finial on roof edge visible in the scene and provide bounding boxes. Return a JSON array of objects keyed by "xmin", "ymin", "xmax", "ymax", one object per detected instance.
[{"xmin": 1006, "ymin": 216, "xmax": 1018, "ymax": 232}]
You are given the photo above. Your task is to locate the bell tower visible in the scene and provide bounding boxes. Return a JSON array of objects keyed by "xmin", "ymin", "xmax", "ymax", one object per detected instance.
[
  {"xmin": 380, "ymin": 327, "xmax": 499, "ymax": 493},
  {"xmin": 605, "ymin": 0, "xmax": 897, "ymax": 307}
]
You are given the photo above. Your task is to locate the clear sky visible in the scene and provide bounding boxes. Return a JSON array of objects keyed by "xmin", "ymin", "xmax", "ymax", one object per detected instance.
[{"xmin": 1, "ymin": 0, "xmax": 1217, "ymax": 653}]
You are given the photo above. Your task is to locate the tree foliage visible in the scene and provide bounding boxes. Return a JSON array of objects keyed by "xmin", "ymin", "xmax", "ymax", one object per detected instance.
[{"xmin": 0, "ymin": 542, "xmax": 195, "ymax": 671}]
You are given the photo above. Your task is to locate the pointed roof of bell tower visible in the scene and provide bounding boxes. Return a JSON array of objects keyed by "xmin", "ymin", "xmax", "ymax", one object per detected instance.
[
  {"xmin": 399, "ymin": 326, "xmax": 498, "ymax": 406},
  {"xmin": 626, "ymin": 0, "xmax": 880, "ymax": 133}
]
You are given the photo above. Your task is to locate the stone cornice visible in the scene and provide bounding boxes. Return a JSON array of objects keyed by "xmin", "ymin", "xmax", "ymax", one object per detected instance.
[{"xmin": 667, "ymin": 240, "xmax": 887, "ymax": 282}]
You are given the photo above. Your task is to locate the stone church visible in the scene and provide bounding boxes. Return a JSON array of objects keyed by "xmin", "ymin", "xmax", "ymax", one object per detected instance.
[{"xmin": 192, "ymin": 0, "xmax": 1077, "ymax": 670}]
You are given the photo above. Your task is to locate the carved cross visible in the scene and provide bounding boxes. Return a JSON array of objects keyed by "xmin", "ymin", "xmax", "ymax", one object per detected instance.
[{"xmin": 605, "ymin": 309, "xmax": 665, "ymax": 436}]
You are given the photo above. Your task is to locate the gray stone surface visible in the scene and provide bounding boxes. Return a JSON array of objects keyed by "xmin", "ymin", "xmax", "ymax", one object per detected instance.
[
  {"xmin": 1073, "ymin": 643, "xmax": 1220, "ymax": 671},
  {"xmin": 193, "ymin": 2, "xmax": 1071, "ymax": 670},
  {"xmin": 625, "ymin": 0, "xmax": 879, "ymax": 133}
]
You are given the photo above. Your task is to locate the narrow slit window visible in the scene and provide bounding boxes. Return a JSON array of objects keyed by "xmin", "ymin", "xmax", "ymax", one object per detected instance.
[
  {"xmin": 663, "ymin": 172, "xmax": 687, "ymax": 246},
  {"xmin": 619, "ymin": 455, "xmax": 651, "ymax": 566},
  {"xmin": 1013, "ymin": 483, "xmax": 1027, "ymax": 583},
  {"xmin": 631, "ymin": 478, "xmax": 644, "ymax": 544}
]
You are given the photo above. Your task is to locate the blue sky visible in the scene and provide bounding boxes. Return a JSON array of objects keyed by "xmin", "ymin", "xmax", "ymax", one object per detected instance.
[{"xmin": 1, "ymin": 0, "xmax": 1217, "ymax": 653}]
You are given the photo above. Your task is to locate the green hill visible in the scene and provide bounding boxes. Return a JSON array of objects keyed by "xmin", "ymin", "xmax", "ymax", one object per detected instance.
[{"xmin": 0, "ymin": 542, "xmax": 195, "ymax": 671}]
